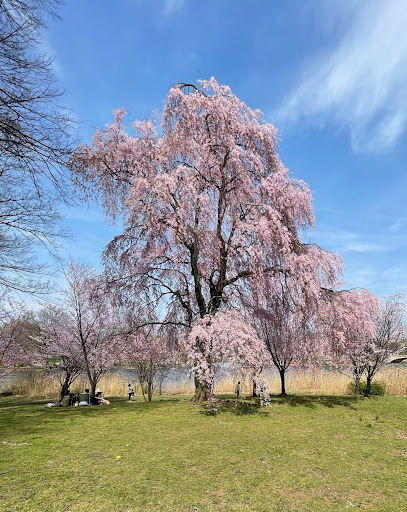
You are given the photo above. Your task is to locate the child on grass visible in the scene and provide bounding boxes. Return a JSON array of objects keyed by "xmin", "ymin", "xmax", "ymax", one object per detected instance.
[{"xmin": 235, "ymin": 381, "xmax": 241, "ymax": 399}]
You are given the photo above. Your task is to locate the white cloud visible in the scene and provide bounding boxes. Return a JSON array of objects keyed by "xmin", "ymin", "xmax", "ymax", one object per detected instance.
[
  {"xmin": 275, "ymin": 0, "xmax": 407, "ymax": 152},
  {"xmin": 344, "ymin": 242, "xmax": 388, "ymax": 253}
]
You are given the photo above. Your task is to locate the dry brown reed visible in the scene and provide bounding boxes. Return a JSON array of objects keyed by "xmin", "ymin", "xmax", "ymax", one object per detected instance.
[
  {"xmin": 2, "ymin": 366, "xmax": 407, "ymax": 398},
  {"xmin": 1, "ymin": 371, "xmax": 139, "ymax": 399},
  {"xmin": 213, "ymin": 367, "xmax": 407, "ymax": 396}
]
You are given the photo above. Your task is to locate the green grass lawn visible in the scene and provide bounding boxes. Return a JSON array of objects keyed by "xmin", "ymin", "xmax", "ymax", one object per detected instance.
[{"xmin": 1, "ymin": 394, "xmax": 407, "ymax": 512}]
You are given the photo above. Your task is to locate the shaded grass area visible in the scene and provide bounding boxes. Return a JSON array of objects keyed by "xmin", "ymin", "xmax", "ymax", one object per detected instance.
[{"xmin": 1, "ymin": 394, "xmax": 407, "ymax": 511}]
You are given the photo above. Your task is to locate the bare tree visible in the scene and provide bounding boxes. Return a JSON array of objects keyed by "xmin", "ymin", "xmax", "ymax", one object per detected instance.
[{"xmin": 0, "ymin": 0, "xmax": 75, "ymax": 292}]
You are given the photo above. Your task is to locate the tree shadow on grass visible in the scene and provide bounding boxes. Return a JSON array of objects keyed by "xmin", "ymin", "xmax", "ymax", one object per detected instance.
[
  {"xmin": 0, "ymin": 396, "xmax": 189, "ymax": 437},
  {"xmin": 200, "ymin": 394, "xmax": 361, "ymax": 416},
  {"xmin": 268, "ymin": 394, "xmax": 360, "ymax": 410},
  {"xmin": 0, "ymin": 395, "xmax": 185, "ymax": 410},
  {"xmin": 200, "ymin": 398, "xmax": 270, "ymax": 417}
]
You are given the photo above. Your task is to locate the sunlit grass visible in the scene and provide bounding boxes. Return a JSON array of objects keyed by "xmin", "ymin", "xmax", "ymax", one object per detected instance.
[{"xmin": 1, "ymin": 394, "xmax": 407, "ymax": 511}]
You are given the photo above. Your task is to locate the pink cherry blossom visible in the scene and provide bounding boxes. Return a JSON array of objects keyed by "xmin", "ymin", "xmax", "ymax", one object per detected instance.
[
  {"xmin": 0, "ymin": 293, "xmax": 34, "ymax": 378},
  {"xmin": 123, "ymin": 330, "xmax": 176, "ymax": 401},
  {"xmin": 71, "ymin": 78, "xmax": 379, "ymax": 401}
]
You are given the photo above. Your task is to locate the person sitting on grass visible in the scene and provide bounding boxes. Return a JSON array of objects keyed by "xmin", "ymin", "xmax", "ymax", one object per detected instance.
[
  {"xmin": 95, "ymin": 390, "xmax": 110, "ymax": 405},
  {"xmin": 78, "ymin": 388, "xmax": 91, "ymax": 406},
  {"xmin": 45, "ymin": 389, "xmax": 74, "ymax": 408},
  {"xmin": 59, "ymin": 389, "xmax": 75, "ymax": 407},
  {"xmin": 90, "ymin": 390, "xmax": 109, "ymax": 405},
  {"xmin": 90, "ymin": 390, "xmax": 101, "ymax": 405}
]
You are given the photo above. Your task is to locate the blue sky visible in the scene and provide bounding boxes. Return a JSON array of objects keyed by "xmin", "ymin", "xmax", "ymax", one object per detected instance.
[{"xmin": 40, "ymin": 0, "xmax": 407, "ymax": 302}]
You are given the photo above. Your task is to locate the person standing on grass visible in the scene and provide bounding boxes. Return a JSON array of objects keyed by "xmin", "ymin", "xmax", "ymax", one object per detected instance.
[
  {"xmin": 235, "ymin": 381, "xmax": 241, "ymax": 399},
  {"xmin": 128, "ymin": 383, "xmax": 135, "ymax": 401}
]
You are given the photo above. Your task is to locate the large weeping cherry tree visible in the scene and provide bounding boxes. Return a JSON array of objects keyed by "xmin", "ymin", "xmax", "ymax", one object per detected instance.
[{"xmin": 72, "ymin": 77, "xmax": 343, "ymax": 401}]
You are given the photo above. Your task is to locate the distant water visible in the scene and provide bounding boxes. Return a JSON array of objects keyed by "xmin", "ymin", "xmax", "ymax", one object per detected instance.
[
  {"xmin": 0, "ymin": 367, "xmax": 196, "ymax": 392},
  {"xmin": 0, "ymin": 365, "xmax": 264, "ymax": 392},
  {"xmin": 2, "ymin": 362, "xmax": 405, "ymax": 393},
  {"xmin": 117, "ymin": 367, "xmax": 193, "ymax": 386}
]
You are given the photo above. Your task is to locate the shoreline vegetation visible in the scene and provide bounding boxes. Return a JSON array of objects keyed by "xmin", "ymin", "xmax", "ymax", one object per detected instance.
[{"xmin": 2, "ymin": 367, "xmax": 407, "ymax": 399}]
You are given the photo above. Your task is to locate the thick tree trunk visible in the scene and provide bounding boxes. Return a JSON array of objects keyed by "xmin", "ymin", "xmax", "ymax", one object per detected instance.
[
  {"xmin": 252, "ymin": 379, "xmax": 257, "ymax": 397},
  {"xmin": 194, "ymin": 376, "xmax": 210, "ymax": 402},
  {"xmin": 279, "ymin": 368, "xmax": 287, "ymax": 396}
]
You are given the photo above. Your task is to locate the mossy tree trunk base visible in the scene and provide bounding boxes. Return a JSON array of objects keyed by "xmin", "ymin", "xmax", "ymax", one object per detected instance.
[{"xmin": 194, "ymin": 377, "xmax": 211, "ymax": 402}]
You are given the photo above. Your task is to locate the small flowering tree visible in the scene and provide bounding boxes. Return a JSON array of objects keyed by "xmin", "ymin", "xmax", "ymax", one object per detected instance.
[
  {"xmin": 124, "ymin": 331, "xmax": 175, "ymax": 402},
  {"xmin": 254, "ymin": 302, "xmax": 313, "ymax": 396},
  {"xmin": 35, "ymin": 305, "xmax": 83, "ymax": 403},
  {"xmin": 321, "ymin": 288, "xmax": 380, "ymax": 395},
  {"xmin": 62, "ymin": 262, "xmax": 122, "ymax": 397},
  {"xmin": 252, "ymin": 246, "xmax": 342, "ymax": 395},
  {"xmin": 363, "ymin": 293, "xmax": 405, "ymax": 396}
]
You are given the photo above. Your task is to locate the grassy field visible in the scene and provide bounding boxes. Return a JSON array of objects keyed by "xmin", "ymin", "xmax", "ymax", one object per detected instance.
[{"xmin": 1, "ymin": 394, "xmax": 407, "ymax": 512}]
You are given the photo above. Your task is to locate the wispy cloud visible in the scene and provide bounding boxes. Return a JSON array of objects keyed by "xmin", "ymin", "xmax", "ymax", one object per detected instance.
[
  {"xmin": 311, "ymin": 228, "xmax": 407, "ymax": 297},
  {"xmin": 40, "ymin": 37, "xmax": 64, "ymax": 79},
  {"xmin": 59, "ymin": 205, "xmax": 107, "ymax": 224},
  {"xmin": 313, "ymin": 230, "xmax": 389, "ymax": 254},
  {"xmin": 162, "ymin": 0, "xmax": 184, "ymax": 16},
  {"xmin": 275, "ymin": 0, "xmax": 407, "ymax": 152},
  {"xmin": 389, "ymin": 217, "xmax": 407, "ymax": 232},
  {"xmin": 344, "ymin": 262, "xmax": 407, "ymax": 300}
]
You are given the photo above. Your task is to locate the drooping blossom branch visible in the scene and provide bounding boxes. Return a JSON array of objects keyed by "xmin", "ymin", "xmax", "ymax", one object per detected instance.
[{"xmin": 72, "ymin": 77, "xmax": 345, "ymax": 400}]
